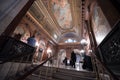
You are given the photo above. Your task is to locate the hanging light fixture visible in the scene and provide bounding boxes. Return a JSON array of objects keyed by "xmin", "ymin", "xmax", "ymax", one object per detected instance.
[
  {"xmin": 88, "ymin": 49, "xmax": 92, "ymax": 53},
  {"xmin": 80, "ymin": 49, "xmax": 85, "ymax": 54},
  {"xmin": 80, "ymin": 39, "xmax": 88, "ymax": 46}
]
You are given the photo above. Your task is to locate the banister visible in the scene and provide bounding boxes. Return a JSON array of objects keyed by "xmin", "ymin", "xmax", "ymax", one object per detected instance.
[
  {"xmin": 16, "ymin": 55, "xmax": 55, "ymax": 80},
  {"xmin": 93, "ymin": 20, "xmax": 120, "ymax": 80},
  {"xmin": 0, "ymin": 36, "xmax": 36, "ymax": 64},
  {"xmin": 91, "ymin": 52, "xmax": 119, "ymax": 80}
]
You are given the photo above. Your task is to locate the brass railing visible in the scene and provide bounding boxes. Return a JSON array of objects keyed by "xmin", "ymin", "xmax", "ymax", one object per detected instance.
[
  {"xmin": 91, "ymin": 20, "xmax": 120, "ymax": 80},
  {"xmin": 15, "ymin": 55, "xmax": 57, "ymax": 80},
  {"xmin": 91, "ymin": 52, "xmax": 119, "ymax": 80}
]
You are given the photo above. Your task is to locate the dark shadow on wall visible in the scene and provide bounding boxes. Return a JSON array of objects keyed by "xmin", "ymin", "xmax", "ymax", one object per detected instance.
[{"xmin": 110, "ymin": 0, "xmax": 120, "ymax": 13}]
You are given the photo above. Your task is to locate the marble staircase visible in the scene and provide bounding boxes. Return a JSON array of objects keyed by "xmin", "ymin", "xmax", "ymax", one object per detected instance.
[{"xmin": 25, "ymin": 66, "xmax": 97, "ymax": 80}]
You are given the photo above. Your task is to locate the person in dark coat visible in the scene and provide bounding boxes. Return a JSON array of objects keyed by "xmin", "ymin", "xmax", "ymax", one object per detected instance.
[
  {"xmin": 63, "ymin": 57, "xmax": 68, "ymax": 66},
  {"xmin": 70, "ymin": 51, "xmax": 76, "ymax": 68},
  {"xmin": 82, "ymin": 54, "xmax": 93, "ymax": 71}
]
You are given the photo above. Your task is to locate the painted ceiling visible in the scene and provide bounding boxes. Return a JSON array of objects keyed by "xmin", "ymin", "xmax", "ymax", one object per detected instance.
[
  {"xmin": 51, "ymin": 0, "xmax": 72, "ymax": 29},
  {"xmin": 28, "ymin": 0, "xmax": 82, "ymax": 43}
]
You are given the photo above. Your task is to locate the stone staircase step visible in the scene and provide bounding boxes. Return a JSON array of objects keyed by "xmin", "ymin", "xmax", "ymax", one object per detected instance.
[
  {"xmin": 53, "ymin": 72, "xmax": 96, "ymax": 80},
  {"xmin": 25, "ymin": 66, "xmax": 96, "ymax": 80},
  {"xmin": 25, "ymin": 74, "xmax": 59, "ymax": 80},
  {"xmin": 4, "ymin": 62, "xmax": 20, "ymax": 80},
  {"xmin": 56, "ymin": 68, "xmax": 96, "ymax": 78},
  {"xmin": 0, "ymin": 62, "xmax": 32, "ymax": 80},
  {"xmin": 0, "ymin": 62, "xmax": 12, "ymax": 80}
]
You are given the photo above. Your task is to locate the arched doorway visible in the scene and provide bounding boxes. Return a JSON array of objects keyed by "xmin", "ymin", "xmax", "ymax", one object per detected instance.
[
  {"xmin": 57, "ymin": 49, "xmax": 66, "ymax": 67},
  {"xmin": 38, "ymin": 40, "xmax": 46, "ymax": 61}
]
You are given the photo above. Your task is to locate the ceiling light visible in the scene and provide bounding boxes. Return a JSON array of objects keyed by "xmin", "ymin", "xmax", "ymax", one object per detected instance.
[
  {"xmin": 80, "ymin": 39, "xmax": 88, "ymax": 46},
  {"xmin": 54, "ymin": 34, "xmax": 57, "ymax": 39}
]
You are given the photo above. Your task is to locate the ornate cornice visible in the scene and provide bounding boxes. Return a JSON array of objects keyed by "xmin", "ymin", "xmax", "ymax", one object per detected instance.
[
  {"xmin": 25, "ymin": 12, "xmax": 57, "ymax": 45},
  {"xmin": 35, "ymin": 0, "xmax": 61, "ymax": 35}
]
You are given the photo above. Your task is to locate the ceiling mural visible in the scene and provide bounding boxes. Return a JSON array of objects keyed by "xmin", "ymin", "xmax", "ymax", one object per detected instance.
[
  {"xmin": 28, "ymin": 0, "xmax": 82, "ymax": 43},
  {"xmin": 51, "ymin": 0, "xmax": 73, "ymax": 29},
  {"xmin": 42, "ymin": 0, "xmax": 73, "ymax": 30}
]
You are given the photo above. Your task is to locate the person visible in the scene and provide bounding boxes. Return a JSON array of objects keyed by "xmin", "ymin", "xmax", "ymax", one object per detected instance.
[
  {"xmin": 63, "ymin": 57, "xmax": 68, "ymax": 66},
  {"xmin": 82, "ymin": 54, "xmax": 93, "ymax": 71},
  {"xmin": 70, "ymin": 51, "xmax": 76, "ymax": 68},
  {"xmin": 27, "ymin": 35, "xmax": 36, "ymax": 47}
]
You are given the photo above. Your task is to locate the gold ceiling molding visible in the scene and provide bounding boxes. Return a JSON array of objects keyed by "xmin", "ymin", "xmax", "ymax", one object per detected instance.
[
  {"xmin": 34, "ymin": 0, "xmax": 61, "ymax": 35},
  {"xmin": 28, "ymin": 0, "xmax": 62, "ymax": 43},
  {"xmin": 61, "ymin": 29, "xmax": 75, "ymax": 34},
  {"xmin": 26, "ymin": 12, "xmax": 57, "ymax": 44},
  {"xmin": 71, "ymin": 0, "xmax": 82, "ymax": 37},
  {"xmin": 58, "ymin": 42, "xmax": 81, "ymax": 47},
  {"xmin": 41, "ymin": 0, "xmax": 62, "ymax": 31},
  {"xmin": 29, "ymin": 2, "xmax": 44, "ymax": 24}
]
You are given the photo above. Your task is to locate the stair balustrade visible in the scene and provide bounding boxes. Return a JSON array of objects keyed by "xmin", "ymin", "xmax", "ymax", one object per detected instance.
[
  {"xmin": 91, "ymin": 52, "xmax": 119, "ymax": 80},
  {"xmin": 15, "ymin": 55, "xmax": 56, "ymax": 80},
  {"xmin": 0, "ymin": 36, "xmax": 36, "ymax": 63}
]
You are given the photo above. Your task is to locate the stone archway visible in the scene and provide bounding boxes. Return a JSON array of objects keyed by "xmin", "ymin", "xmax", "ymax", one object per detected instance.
[
  {"xmin": 57, "ymin": 49, "xmax": 66, "ymax": 66},
  {"xmin": 37, "ymin": 40, "xmax": 46, "ymax": 61},
  {"xmin": 74, "ymin": 49, "xmax": 83, "ymax": 63}
]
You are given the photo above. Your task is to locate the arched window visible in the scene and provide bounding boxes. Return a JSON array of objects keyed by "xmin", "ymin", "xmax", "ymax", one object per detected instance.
[{"xmin": 65, "ymin": 38, "xmax": 76, "ymax": 43}]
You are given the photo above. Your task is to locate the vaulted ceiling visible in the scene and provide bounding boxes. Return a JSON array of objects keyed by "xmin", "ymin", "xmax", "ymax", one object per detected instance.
[{"xmin": 28, "ymin": 0, "xmax": 84, "ymax": 44}]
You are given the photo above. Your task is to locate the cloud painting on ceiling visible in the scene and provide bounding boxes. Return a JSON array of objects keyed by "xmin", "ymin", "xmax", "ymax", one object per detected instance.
[{"xmin": 51, "ymin": 0, "xmax": 73, "ymax": 29}]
